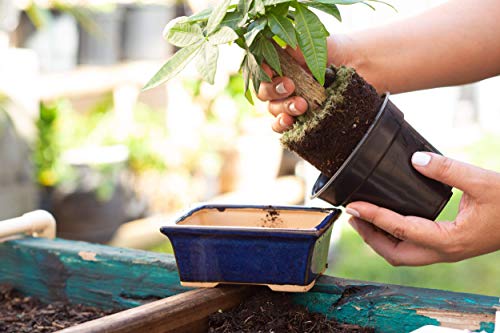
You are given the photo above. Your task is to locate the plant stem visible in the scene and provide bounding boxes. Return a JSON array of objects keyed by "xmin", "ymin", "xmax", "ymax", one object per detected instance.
[{"xmin": 274, "ymin": 44, "xmax": 326, "ymax": 111}]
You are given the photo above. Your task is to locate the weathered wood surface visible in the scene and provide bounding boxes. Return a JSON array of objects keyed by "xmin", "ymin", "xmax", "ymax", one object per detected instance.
[
  {"xmin": 0, "ymin": 237, "xmax": 188, "ymax": 309},
  {"xmin": 0, "ymin": 237, "xmax": 498, "ymax": 332},
  {"xmin": 59, "ymin": 286, "xmax": 254, "ymax": 333},
  {"xmin": 294, "ymin": 276, "xmax": 499, "ymax": 332}
]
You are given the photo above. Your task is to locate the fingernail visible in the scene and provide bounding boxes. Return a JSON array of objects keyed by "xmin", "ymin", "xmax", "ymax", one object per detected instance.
[
  {"xmin": 279, "ymin": 115, "xmax": 287, "ymax": 128},
  {"xmin": 412, "ymin": 152, "xmax": 431, "ymax": 166},
  {"xmin": 346, "ymin": 207, "xmax": 360, "ymax": 218},
  {"xmin": 289, "ymin": 102, "xmax": 300, "ymax": 115},
  {"xmin": 276, "ymin": 82, "xmax": 287, "ymax": 95}
]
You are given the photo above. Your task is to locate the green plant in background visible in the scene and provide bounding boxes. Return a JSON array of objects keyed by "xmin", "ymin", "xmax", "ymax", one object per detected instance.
[
  {"xmin": 34, "ymin": 102, "xmax": 60, "ymax": 187},
  {"xmin": 144, "ymin": 0, "xmax": 392, "ymax": 101}
]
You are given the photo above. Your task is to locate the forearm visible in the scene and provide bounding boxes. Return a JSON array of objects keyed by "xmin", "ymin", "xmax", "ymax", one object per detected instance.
[{"xmin": 331, "ymin": 0, "xmax": 500, "ymax": 94}]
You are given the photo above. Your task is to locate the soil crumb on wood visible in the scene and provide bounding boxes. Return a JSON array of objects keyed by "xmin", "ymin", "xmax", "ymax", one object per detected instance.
[
  {"xmin": 0, "ymin": 285, "xmax": 116, "ymax": 333},
  {"xmin": 208, "ymin": 291, "xmax": 375, "ymax": 333},
  {"xmin": 261, "ymin": 208, "xmax": 284, "ymax": 228}
]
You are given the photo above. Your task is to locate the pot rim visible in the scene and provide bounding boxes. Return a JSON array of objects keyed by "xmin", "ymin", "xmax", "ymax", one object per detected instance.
[
  {"xmin": 161, "ymin": 204, "xmax": 341, "ymax": 236},
  {"xmin": 311, "ymin": 92, "xmax": 391, "ymax": 200}
]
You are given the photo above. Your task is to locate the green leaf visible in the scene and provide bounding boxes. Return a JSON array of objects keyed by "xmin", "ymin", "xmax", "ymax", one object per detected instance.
[
  {"xmin": 293, "ymin": 3, "xmax": 328, "ymax": 85},
  {"xmin": 143, "ymin": 42, "xmax": 202, "ymax": 90},
  {"xmin": 301, "ymin": 2, "xmax": 341, "ymax": 21},
  {"xmin": 251, "ymin": 0, "xmax": 266, "ymax": 15},
  {"xmin": 247, "ymin": 51, "xmax": 271, "ymax": 93},
  {"xmin": 267, "ymin": 13, "xmax": 297, "ymax": 48},
  {"xmin": 196, "ymin": 43, "xmax": 219, "ymax": 84},
  {"xmin": 263, "ymin": 0, "xmax": 290, "ymax": 5},
  {"xmin": 269, "ymin": 2, "xmax": 290, "ymax": 16},
  {"xmin": 186, "ymin": 8, "xmax": 212, "ymax": 23},
  {"xmin": 237, "ymin": 0, "xmax": 253, "ymax": 26},
  {"xmin": 259, "ymin": 37, "xmax": 282, "ymax": 75},
  {"xmin": 164, "ymin": 19, "xmax": 204, "ymax": 47},
  {"xmin": 221, "ymin": 11, "xmax": 243, "ymax": 29},
  {"xmin": 244, "ymin": 17, "xmax": 267, "ymax": 46},
  {"xmin": 209, "ymin": 26, "xmax": 239, "ymax": 45},
  {"xmin": 207, "ymin": 0, "xmax": 232, "ymax": 35}
]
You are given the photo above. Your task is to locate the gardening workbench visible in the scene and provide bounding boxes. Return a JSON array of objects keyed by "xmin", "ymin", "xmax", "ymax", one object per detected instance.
[{"xmin": 0, "ymin": 237, "xmax": 497, "ymax": 333}]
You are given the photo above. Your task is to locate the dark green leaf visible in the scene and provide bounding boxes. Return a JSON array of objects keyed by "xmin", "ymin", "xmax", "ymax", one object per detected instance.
[
  {"xmin": 301, "ymin": 2, "xmax": 341, "ymax": 21},
  {"xmin": 244, "ymin": 17, "xmax": 267, "ymax": 46},
  {"xmin": 207, "ymin": 0, "xmax": 232, "ymax": 34},
  {"xmin": 196, "ymin": 43, "xmax": 219, "ymax": 84},
  {"xmin": 259, "ymin": 37, "xmax": 282, "ymax": 75},
  {"xmin": 268, "ymin": 2, "xmax": 290, "ymax": 16},
  {"xmin": 267, "ymin": 13, "xmax": 297, "ymax": 48},
  {"xmin": 293, "ymin": 3, "xmax": 328, "ymax": 85},
  {"xmin": 209, "ymin": 26, "xmax": 239, "ymax": 45},
  {"xmin": 143, "ymin": 42, "xmax": 202, "ymax": 90}
]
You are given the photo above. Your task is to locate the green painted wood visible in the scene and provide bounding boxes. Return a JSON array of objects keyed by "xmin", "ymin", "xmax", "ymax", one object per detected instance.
[
  {"xmin": 0, "ymin": 237, "xmax": 189, "ymax": 310},
  {"xmin": 293, "ymin": 275, "xmax": 498, "ymax": 333},
  {"xmin": 0, "ymin": 237, "xmax": 497, "ymax": 333}
]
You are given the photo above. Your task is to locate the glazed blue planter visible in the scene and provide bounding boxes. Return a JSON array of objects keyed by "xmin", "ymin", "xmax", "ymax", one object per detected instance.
[{"xmin": 160, "ymin": 205, "xmax": 340, "ymax": 292}]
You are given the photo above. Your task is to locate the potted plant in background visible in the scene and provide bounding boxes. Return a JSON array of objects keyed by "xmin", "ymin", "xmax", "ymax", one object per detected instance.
[
  {"xmin": 34, "ymin": 101, "xmax": 140, "ymax": 243},
  {"xmin": 145, "ymin": 0, "xmax": 452, "ymax": 219}
]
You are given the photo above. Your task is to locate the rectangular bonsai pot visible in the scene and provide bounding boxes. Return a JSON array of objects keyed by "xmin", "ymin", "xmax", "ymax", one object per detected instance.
[{"xmin": 160, "ymin": 205, "xmax": 340, "ymax": 292}]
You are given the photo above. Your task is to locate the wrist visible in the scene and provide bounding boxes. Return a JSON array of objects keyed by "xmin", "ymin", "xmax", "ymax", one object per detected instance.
[{"xmin": 328, "ymin": 34, "xmax": 384, "ymax": 94}]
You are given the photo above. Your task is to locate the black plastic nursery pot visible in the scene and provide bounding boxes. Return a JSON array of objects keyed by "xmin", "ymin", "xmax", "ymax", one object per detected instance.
[{"xmin": 312, "ymin": 94, "xmax": 453, "ymax": 220}]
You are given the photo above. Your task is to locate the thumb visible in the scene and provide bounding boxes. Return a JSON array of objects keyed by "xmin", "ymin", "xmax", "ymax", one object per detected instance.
[{"xmin": 411, "ymin": 152, "xmax": 485, "ymax": 194}]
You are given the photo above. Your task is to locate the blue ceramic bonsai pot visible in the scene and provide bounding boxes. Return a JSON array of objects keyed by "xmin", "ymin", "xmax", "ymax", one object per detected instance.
[{"xmin": 160, "ymin": 205, "xmax": 340, "ymax": 292}]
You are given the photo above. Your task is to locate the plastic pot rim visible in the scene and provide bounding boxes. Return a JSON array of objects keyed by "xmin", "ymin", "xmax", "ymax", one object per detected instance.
[{"xmin": 311, "ymin": 92, "xmax": 391, "ymax": 200}]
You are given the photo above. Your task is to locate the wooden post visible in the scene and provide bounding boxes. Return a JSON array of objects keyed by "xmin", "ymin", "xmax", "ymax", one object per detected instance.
[{"xmin": 58, "ymin": 286, "xmax": 255, "ymax": 333}]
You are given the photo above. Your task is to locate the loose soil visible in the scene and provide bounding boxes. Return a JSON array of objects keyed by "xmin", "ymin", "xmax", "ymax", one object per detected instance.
[
  {"xmin": 282, "ymin": 66, "xmax": 383, "ymax": 178},
  {"xmin": 208, "ymin": 291, "xmax": 375, "ymax": 333},
  {"xmin": 261, "ymin": 207, "xmax": 284, "ymax": 228},
  {"xmin": 0, "ymin": 285, "xmax": 116, "ymax": 333}
]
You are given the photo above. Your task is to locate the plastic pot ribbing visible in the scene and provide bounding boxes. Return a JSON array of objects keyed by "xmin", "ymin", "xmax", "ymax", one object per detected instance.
[{"xmin": 312, "ymin": 95, "xmax": 453, "ymax": 220}]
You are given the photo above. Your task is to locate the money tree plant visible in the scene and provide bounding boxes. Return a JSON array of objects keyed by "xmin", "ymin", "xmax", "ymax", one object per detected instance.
[{"xmin": 144, "ymin": 0, "xmax": 389, "ymax": 109}]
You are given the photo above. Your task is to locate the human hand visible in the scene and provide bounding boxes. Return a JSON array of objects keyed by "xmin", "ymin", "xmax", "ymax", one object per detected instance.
[
  {"xmin": 345, "ymin": 152, "xmax": 500, "ymax": 266},
  {"xmin": 257, "ymin": 36, "xmax": 353, "ymax": 133}
]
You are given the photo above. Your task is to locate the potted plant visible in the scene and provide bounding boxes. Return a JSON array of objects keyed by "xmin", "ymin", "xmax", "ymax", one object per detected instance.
[{"xmin": 145, "ymin": 0, "xmax": 452, "ymax": 219}]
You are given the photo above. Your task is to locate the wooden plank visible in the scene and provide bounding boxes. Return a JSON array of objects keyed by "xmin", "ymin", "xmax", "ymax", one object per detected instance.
[
  {"xmin": 293, "ymin": 275, "xmax": 499, "ymax": 333},
  {"xmin": 0, "ymin": 237, "xmax": 189, "ymax": 309},
  {"xmin": 58, "ymin": 286, "xmax": 254, "ymax": 333}
]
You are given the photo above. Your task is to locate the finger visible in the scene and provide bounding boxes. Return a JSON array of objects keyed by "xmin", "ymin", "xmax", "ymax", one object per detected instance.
[
  {"xmin": 268, "ymin": 96, "xmax": 308, "ymax": 117},
  {"xmin": 286, "ymin": 47, "xmax": 307, "ymax": 68},
  {"xmin": 271, "ymin": 113, "xmax": 294, "ymax": 133},
  {"xmin": 346, "ymin": 202, "xmax": 443, "ymax": 248},
  {"xmin": 411, "ymin": 152, "xmax": 486, "ymax": 195},
  {"xmin": 258, "ymin": 77, "xmax": 295, "ymax": 101},
  {"xmin": 262, "ymin": 63, "xmax": 274, "ymax": 78},
  {"xmin": 349, "ymin": 218, "xmax": 442, "ymax": 266}
]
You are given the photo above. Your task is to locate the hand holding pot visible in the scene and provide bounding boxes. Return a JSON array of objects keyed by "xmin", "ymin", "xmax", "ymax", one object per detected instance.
[{"xmin": 346, "ymin": 152, "xmax": 500, "ymax": 266}]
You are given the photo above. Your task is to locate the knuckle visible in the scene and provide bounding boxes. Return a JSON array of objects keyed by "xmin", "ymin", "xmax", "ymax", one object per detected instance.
[
  {"xmin": 436, "ymin": 157, "xmax": 455, "ymax": 181},
  {"xmin": 386, "ymin": 256, "xmax": 402, "ymax": 267},
  {"xmin": 391, "ymin": 226, "xmax": 407, "ymax": 241}
]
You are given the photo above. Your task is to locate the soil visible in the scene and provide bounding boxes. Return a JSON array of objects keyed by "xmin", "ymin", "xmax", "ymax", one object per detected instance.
[
  {"xmin": 281, "ymin": 66, "xmax": 383, "ymax": 178},
  {"xmin": 0, "ymin": 285, "xmax": 116, "ymax": 333},
  {"xmin": 208, "ymin": 291, "xmax": 374, "ymax": 333},
  {"xmin": 261, "ymin": 207, "xmax": 284, "ymax": 228}
]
